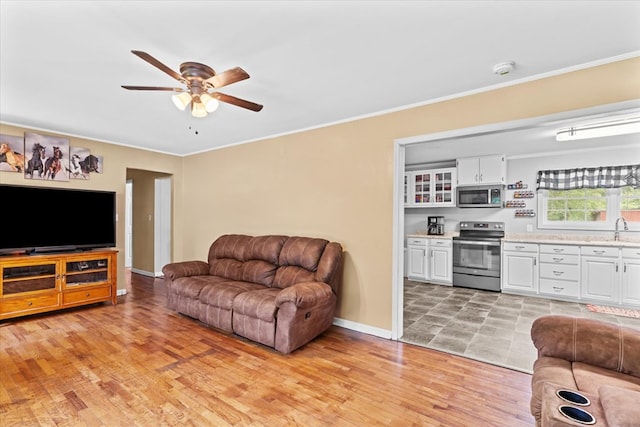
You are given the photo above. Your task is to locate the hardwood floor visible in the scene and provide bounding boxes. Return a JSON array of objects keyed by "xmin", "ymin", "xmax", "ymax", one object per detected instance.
[{"xmin": 1, "ymin": 273, "xmax": 536, "ymax": 426}]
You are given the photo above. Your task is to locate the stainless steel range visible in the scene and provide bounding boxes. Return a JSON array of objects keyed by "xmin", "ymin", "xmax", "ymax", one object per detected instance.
[{"xmin": 452, "ymin": 221, "xmax": 505, "ymax": 292}]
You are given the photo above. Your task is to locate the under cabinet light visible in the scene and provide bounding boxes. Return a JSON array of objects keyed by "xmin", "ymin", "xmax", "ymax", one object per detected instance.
[{"xmin": 556, "ymin": 114, "xmax": 640, "ymax": 141}]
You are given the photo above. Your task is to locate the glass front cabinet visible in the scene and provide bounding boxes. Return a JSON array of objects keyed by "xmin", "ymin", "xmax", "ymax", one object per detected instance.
[{"xmin": 406, "ymin": 167, "xmax": 456, "ymax": 208}]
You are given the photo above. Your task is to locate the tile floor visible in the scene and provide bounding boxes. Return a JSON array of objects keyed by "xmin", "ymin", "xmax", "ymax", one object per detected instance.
[{"xmin": 402, "ymin": 280, "xmax": 640, "ymax": 374}]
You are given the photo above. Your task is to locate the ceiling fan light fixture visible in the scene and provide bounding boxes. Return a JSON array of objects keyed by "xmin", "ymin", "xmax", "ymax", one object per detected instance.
[
  {"xmin": 171, "ymin": 92, "xmax": 192, "ymax": 111},
  {"xmin": 191, "ymin": 100, "xmax": 208, "ymax": 118},
  {"xmin": 200, "ymin": 93, "xmax": 220, "ymax": 113}
]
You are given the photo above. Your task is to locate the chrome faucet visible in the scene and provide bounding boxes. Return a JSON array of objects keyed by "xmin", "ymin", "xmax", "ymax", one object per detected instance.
[{"xmin": 614, "ymin": 217, "xmax": 628, "ymax": 241}]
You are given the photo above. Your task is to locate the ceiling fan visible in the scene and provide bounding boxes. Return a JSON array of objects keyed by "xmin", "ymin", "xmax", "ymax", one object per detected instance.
[{"xmin": 122, "ymin": 50, "xmax": 263, "ymax": 117}]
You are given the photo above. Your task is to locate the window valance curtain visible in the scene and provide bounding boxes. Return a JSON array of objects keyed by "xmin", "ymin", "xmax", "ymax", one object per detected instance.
[{"xmin": 536, "ymin": 164, "xmax": 639, "ymax": 190}]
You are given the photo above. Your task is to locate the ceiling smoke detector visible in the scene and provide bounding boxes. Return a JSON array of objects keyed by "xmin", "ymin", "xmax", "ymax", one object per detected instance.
[{"xmin": 493, "ymin": 61, "xmax": 515, "ymax": 76}]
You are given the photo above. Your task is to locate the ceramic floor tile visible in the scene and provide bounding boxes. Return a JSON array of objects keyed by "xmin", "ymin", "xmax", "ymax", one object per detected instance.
[{"xmin": 401, "ymin": 280, "xmax": 640, "ymax": 374}]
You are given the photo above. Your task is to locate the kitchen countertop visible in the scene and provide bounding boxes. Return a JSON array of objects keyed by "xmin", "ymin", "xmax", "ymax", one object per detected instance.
[
  {"xmin": 504, "ymin": 233, "xmax": 640, "ymax": 248},
  {"xmin": 407, "ymin": 232, "xmax": 640, "ymax": 248},
  {"xmin": 408, "ymin": 232, "xmax": 457, "ymax": 239}
]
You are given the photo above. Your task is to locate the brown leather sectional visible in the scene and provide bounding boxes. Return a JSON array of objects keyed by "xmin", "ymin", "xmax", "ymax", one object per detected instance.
[
  {"xmin": 162, "ymin": 234, "xmax": 343, "ymax": 354},
  {"xmin": 530, "ymin": 315, "xmax": 640, "ymax": 426}
]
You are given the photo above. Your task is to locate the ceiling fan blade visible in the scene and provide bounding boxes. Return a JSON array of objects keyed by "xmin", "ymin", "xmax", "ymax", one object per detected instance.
[
  {"xmin": 213, "ymin": 92, "xmax": 263, "ymax": 112},
  {"xmin": 205, "ymin": 67, "xmax": 250, "ymax": 88},
  {"xmin": 121, "ymin": 85, "xmax": 184, "ymax": 92},
  {"xmin": 131, "ymin": 50, "xmax": 185, "ymax": 83}
]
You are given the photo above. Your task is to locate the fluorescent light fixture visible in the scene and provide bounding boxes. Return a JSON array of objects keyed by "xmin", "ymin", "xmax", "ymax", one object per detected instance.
[{"xmin": 556, "ymin": 114, "xmax": 640, "ymax": 141}]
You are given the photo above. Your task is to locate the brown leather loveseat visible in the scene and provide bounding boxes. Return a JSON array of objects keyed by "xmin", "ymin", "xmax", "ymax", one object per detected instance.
[
  {"xmin": 530, "ymin": 315, "xmax": 640, "ymax": 426},
  {"xmin": 162, "ymin": 234, "xmax": 343, "ymax": 354}
]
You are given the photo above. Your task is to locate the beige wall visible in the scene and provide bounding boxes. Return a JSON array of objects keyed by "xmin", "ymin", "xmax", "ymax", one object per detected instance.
[
  {"xmin": 179, "ymin": 58, "xmax": 640, "ymax": 330},
  {"xmin": 0, "ymin": 126, "xmax": 184, "ymax": 291},
  {"xmin": 2, "ymin": 58, "xmax": 638, "ymax": 329}
]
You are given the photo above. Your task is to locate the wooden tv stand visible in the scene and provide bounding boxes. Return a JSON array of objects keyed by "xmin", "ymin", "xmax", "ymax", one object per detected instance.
[{"xmin": 0, "ymin": 249, "xmax": 117, "ymax": 320}]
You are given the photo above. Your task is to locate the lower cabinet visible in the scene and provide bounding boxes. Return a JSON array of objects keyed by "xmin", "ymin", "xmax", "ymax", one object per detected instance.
[
  {"xmin": 539, "ymin": 244, "xmax": 580, "ymax": 298},
  {"xmin": 622, "ymin": 248, "xmax": 640, "ymax": 306},
  {"xmin": 502, "ymin": 242, "xmax": 538, "ymax": 293},
  {"xmin": 501, "ymin": 242, "xmax": 640, "ymax": 308},
  {"xmin": 0, "ymin": 250, "xmax": 118, "ymax": 320},
  {"xmin": 580, "ymin": 247, "xmax": 620, "ymax": 304},
  {"xmin": 407, "ymin": 238, "xmax": 428, "ymax": 280},
  {"xmin": 430, "ymin": 239, "xmax": 452, "ymax": 284},
  {"xmin": 407, "ymin": 237, "xmax": 452, "ymax": 284}
]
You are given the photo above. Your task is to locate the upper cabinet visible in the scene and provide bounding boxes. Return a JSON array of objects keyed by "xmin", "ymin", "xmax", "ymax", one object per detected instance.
[
  {"xmin": 456, "ymin": 154, "xmax": 506, "ymax": 186},
  {"xmin": 406, "ymin": 167, "xmax": 456, "ymax": 208}
]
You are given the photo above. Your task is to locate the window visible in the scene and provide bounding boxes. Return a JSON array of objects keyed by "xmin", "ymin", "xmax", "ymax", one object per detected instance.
[{"xmin": 537, "ymin": 164, "xmax": 639, "ymax": 230}]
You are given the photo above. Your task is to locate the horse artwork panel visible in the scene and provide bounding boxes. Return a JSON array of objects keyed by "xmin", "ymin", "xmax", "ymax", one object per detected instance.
[
  {"xmin": 70, "ymin": 146, "xmax": 91, "ymax": 179},
  {"xmin": 24, "ymin": 133, "xmax": 70, "ymax": 181},
  {"xmin": 0, "ymin": 134, "xmax": 25, "ymax": 173}
]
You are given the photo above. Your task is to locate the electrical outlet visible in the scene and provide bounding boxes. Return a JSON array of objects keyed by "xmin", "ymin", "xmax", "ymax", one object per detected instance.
[{"xmin": 526, "ymin": 224, "xmax": 533, "ymax": 232}]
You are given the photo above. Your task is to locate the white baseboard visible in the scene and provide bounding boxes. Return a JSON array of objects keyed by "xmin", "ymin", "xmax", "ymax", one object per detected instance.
[
  {"xmin": 130, "ymin": 268, "xmax": 156, "ymax": 278},
  {"xmin": 333, "ymin": 317, "xmax": 393, "ymax": 340},
  {"xmin": 117, "ymin": 289, "xmax": 127, "ymax": 296}
]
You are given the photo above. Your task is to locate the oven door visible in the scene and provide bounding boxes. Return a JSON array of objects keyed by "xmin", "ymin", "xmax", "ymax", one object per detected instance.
[{"xmin": 452, "ymin": 238, "xmax": 501, "ymax": 277}]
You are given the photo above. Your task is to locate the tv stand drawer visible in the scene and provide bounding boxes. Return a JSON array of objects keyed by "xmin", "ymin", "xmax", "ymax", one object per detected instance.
[
  {"xmin": 62, "ymin": 285, "xmax": 111, "ymax": 306},
  {"xmin": 0, "ymin": 293, "xmax": 59, "ymax": 318}
]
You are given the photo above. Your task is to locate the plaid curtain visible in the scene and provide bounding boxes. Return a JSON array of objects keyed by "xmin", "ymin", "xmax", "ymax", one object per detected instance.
[{"xmin": 536, "ymin": 164, "xmax": 639, "ymax": 190}]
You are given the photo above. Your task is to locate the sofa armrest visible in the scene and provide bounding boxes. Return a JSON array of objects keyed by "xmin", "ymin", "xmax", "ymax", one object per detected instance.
[
  {"xmin": 162, "ymin": 261, "xmax": 209, "ymax": 280},
  {"xmin": 531, "ymin": 315, "xmax": 640, "ymax": 377},
  {"xmin": 275, "ymin": 282, "xmax": 334, "ymax": 309}
]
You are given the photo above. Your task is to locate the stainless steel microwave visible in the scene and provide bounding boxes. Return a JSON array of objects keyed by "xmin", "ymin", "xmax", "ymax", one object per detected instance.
[{"xmin": 457, "ymin": 185, "xmax": 504, "ymax": 208}]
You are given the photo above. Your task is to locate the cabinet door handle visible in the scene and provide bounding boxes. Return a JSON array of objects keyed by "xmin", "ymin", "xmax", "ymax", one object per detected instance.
[
  {"xmin": 515, "ymin": 245, "xmax": 525, "ymax": 249},
  {"xmin": 86, "ymin": 293, "xmax": 91, "ymax": 297},
  {"xmin": 475, "ymin": 174, "xmax": 479, "ymax": 182},
  {"xmin": 594, "ymin": 250, "xmax": 605, "ymax": 255},
  {"xmin": 27, "ymin": 301, "xmax": 33, "ymax": 306},
  {"xmin": 553, "ymin": 287, "xmax": 564, "ymax": 292},
  {"xmin": 534, "ymin": 258, "xmax": 537, "ymax": 266},
  {"xmin": 624, "ymin": 263, "xmax": 627, "ymax": 273},
  {"xmin": 479, "ymin": 174, "xmax": 483, "ymax": 182},
  {"xmin": 552, "ymin": 257, "xmax": 564, "ymax": 262},
  {"xmin": 553, "ymin": 271, "xmax": 564, "ymax": 276},
  {"xmin": 553, "ymin": 248, "xmax": 564, "ymax": 253}
]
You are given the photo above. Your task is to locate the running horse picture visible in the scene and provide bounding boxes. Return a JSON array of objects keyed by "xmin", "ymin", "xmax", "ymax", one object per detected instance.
[
  {"xmin": 0, "ymin": 134, "xmax": 25, "ymax": 173},
  {"xmin": 24, "ymin": 132, "xmax": 70, "ymax": 181}
]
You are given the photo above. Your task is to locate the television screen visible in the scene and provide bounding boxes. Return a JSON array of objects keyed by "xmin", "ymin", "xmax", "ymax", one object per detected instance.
[{"xmin": 0, "ymin": 184, "xmax": 116, "ymax": 255}]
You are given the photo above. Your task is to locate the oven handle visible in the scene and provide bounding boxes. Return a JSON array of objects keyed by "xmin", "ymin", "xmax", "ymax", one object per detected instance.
[{"xmin": 454, "ymin": 240, "xmax": 501, "ymax": 247}]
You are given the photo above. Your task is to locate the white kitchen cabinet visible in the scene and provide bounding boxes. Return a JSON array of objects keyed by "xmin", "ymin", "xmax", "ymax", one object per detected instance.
[
  {"xmin": 502, "ymin": 242, "xmax": 539, "ymax": 294},
  {"xmin": 407, "ymin": 238, "xmax": 428, "ymax": 281},
  {"xmin": 429, "ymin": 239, "xmax": 452, "ymax": 284},
  {"xmin": 539, "ymin": 244, "xmax": 580, "ymax": 299},
  {"xmin": 407, "ymin": 237, "xmax": 452, "ymax": 284},
  {"xmin": 580, "ymin": 246, "xmax": 620, "ymax": 304},
  {"xmin": 403, "ymin": 173, "xmax": 412, "ymax": 207},
  {"xmin": 406, "ymin": 168, "xmax": 456, "ymax": 207},
  {"xmin": 622, "ymin": 248, "xmax": 640, "ymax": 307},
  {"xmin": 456, "ymin": 154, "xmax": 506, "ymax": 186}
]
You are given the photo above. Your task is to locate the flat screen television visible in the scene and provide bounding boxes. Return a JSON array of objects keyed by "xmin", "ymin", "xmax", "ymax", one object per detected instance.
[{"xmin": 0, "ymin": 184, "xmax": 116, "ymax": 255}]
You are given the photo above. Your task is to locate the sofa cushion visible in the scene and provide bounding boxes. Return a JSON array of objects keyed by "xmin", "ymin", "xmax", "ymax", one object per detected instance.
[
  {"xmin": 572, "ymin": 361, "xmax": 640, "ymax": 395},
  {"xmin": 273, "ymin": 266, "xmax": 316, "ymax": 289},
  {"xmin": 599, "ymin": 385, "xmax": 640, "ymax": 427},
  {"xmin": 198, "ymin": 281, "xmax": 265, "ymax": 310},
  {"xmin": 241, "ymin": 260, "xmax": 278, "ymax": 286},
  {"xmin": 169, "ymin": 276, "xmax": 227, "ymax": 298},
  {"xmin": 208, "ymin": 235, "xmax": 252, "ymax": 280},
  {"xmin": 233, "ymin": 288, "xmax": 281, "ymax": 322},
  {"xmin": 279, "ymin": 236, "xmax": 328, "ymax": 271},
  {"xmin": 246, "ymin": 235, "xmax": 287, "ymax": 265}
]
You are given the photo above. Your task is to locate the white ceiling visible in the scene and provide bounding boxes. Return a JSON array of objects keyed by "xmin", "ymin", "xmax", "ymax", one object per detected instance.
[{"xmin": 1, "ymin": 1, "xmax": 639, "ymax": 156}]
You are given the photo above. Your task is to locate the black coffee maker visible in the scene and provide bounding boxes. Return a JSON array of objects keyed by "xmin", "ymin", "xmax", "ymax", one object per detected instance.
[{"xmin": 427, "ymin": 216, "xmax": 445, "ymax": 235}]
